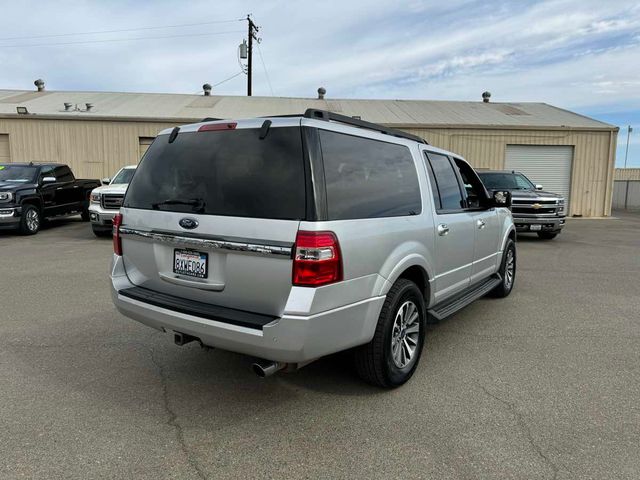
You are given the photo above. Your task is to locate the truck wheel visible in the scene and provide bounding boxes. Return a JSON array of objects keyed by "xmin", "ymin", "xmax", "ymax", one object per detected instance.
[
  {"xmin": 490, "ymin": 238, "xmax": 516, "ymax": 298},
  {"xmin": 19, "ymin": 204, "xmax": 41, "ymax": 235},
  {"xmin": 537, "ymin": 232, "xmax": 557, "ymax": 240},
  {"xmin": 355, "ymin": 279, "xmax": 426, "ymax": 388},
  {"xmin": 92, "ymin": 225, "xmax": 111, "ymax": 237}
]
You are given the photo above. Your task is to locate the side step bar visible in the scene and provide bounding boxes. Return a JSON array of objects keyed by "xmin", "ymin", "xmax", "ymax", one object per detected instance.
[{"xmin": 428, "ymin": 275, "xmax": 502, "ymax": 322}]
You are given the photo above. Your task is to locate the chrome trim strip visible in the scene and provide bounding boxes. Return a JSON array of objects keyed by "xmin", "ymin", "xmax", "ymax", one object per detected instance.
[
  {"xmin": 119, "ymin": 227, "xmax": 293, "ymax": 257},
  {"xmin": 512, "ymin": 197, "xmax": 560, "ymax": 203},
  {"xmin": 512, "ymin": 212, "xmax": 559, "ymax": 217}
]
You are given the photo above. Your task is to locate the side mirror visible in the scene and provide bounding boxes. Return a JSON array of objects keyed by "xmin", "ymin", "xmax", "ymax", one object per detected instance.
[
  {"xmin": 41, "ymin": 176, "xmax": 56, "ymax": 184},
  {"xmin": 535, "ymin": 184, "xmax": 543, "ymax": 190},
  {"xmin": 101, "ymin": 177, "xmax": 111, "ymax": 185},
  {"xmin": 490, "ymin": 190, "xmax": 512, "ymax": 209}
]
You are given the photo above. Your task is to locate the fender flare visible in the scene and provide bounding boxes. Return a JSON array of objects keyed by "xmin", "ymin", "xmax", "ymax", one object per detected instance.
[
  {"xmin": 500, "ymin": 225, "xmax": 516, "ymax": 252},
  {"xmin": 378, "ymin": 253, "xmax": 433, "ymax": 297}
]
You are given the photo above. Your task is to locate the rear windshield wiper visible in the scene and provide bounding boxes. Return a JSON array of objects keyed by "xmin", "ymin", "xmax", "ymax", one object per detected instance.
[{"xmin": 151, "ymin": 198, "xmax": 205, "ymax": 213}]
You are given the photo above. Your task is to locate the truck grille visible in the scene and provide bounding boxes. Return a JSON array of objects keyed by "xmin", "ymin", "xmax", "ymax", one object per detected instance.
[
  {"xmin": 512, "ymin": 200, "xmax": 558, "ymax": 216},
  {"xmin": 101, "ymin": 194, "xmax": 124, "ymax": 210}
]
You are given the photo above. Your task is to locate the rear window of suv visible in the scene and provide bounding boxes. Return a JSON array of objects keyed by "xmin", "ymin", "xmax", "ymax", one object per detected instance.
[
  {"xmin": 319, "ymin": 130, "xmax": 421, "ymax": 220},
  {"xmin": 124, "ymin": 127, "xmax": 306, "ymax": 220}
]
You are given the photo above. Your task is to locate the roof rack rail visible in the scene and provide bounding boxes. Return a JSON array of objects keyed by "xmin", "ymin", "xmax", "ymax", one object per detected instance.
[
  {"xmin": 303, "ymin": 109, "xmax": 428, "ymax": 144},
  {"xmin": 200, "ymin": 117, "xmax": 221, "ymax": 122}
]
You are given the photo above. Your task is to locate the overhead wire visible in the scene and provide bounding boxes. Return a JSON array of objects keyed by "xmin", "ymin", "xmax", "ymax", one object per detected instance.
[
  {"xmin": 0, "ymin": 30, "xmax": 245, "ymax": 48},
  {"xmin": 256, "ymin": 42, "xmax": 275, "ymax": 96},
  {"xmin": 0, "ymin": 18, "xmax": 244, "ymax": 42},
  {"xmin": 213, "ymin": 71, "xmax": 244, "ymax": 87}
]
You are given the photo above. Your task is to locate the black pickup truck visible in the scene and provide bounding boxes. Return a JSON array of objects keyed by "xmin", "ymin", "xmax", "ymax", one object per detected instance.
[
  {"xmin": 0, "ymin": 163, "xmax": 101, "ymax": 235},
  {"xmin": 477, "ymin": 169, "xmax": 566, "ymax": 239}
]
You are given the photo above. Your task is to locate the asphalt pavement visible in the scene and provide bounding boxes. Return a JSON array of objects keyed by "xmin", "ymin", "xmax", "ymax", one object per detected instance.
[{"xmin": 1, "ymin": 213, "xmax": 639, "ymax": 479}]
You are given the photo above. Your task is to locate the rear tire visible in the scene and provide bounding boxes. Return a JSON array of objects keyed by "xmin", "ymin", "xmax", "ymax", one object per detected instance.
[
  {"xmin": 537, "ymin": 232, "xmax": 557, "ymax": 240},
  {"xmin": 490, "ymin": 238, "xmax": 516, "ymax": 298},
  {"xmin": 355, "ymin": 279, "xmax": 426, "ymax": 388},
  {"xmin": 18, "ymin": 204, "xmax": 41, "ymax": 235}
]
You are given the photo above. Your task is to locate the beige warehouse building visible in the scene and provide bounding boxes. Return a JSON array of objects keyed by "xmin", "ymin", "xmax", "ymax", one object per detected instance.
[{"xmin": 0, "ymin": 85, "xmax": 618, "ymax": 217}]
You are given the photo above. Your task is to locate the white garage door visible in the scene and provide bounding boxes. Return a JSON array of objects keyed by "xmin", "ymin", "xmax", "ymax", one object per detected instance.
[
  {"xmin": 505, "ymin": 145, "xmax": 573, "ymax": 208},
  {"xmin": 0, "ymin": 134, "xmax": 10, "ymax": 163}
]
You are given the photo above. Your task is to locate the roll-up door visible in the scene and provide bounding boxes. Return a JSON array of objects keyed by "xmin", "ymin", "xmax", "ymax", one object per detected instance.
[{"xmin": 505, "ymin": 145, "xmax": 573, "ymax": 208}]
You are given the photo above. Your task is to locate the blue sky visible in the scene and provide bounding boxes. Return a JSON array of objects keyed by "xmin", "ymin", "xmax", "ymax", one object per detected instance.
[{"xmin": 0, "ymin": 0, "xmax": 638, "ymax": 166}]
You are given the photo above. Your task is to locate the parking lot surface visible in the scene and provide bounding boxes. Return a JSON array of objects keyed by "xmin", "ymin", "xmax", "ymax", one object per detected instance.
[{"xmin": 1, "ymin": 213, "xmax": 639, "ymax": 479}]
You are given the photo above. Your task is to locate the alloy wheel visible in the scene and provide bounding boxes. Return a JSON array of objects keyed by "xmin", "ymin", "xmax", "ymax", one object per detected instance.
[
  {"xmin": 26, "ymin": 209, "xmax": 39, "ymax": 232},
  {"xmin": 390, "ymin": 300, "xmax": 420, "ymax": 368},
  {"xmin": 505, "ymin": 249, "xmax": 515, "ymax": 289}
]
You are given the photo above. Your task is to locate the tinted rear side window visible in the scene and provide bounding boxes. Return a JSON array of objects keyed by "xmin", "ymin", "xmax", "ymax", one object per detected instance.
[
  {"xmin": 54, "ymin": 166, "xmax": 75, "ymax": 182},
  {"xmin": 319, "ymin": 130, "xmax": 421, "ymax": 220},
  {"xmin": 124, "ymin": 127, "xmax": 306, "ymax": 220}
]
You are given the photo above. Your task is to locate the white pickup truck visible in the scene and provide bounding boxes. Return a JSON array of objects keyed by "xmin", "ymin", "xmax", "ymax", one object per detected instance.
[{"xmin": 88, "ymin": 165, "xmax": 136, "ymax": 237}]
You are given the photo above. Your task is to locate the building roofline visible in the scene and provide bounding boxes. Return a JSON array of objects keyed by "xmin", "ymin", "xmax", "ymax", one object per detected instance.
[
  {"xmin": 0, "ymin": 113, "xmax": 620, "ymax": 132},
  {"xmin": 539, "ymin": 102, "xmax": 616, "ymax": 129}
]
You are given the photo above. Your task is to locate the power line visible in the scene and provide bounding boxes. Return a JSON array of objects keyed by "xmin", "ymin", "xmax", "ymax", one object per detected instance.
[
  {"xmin": 0, "ymin": 30, "xmax": 245, "ymax": 48},
  {"xmin": 256, "ymin": 42, "xmax": 275, "ymax": 96},
  {"xmin": 213, "ymin": 70, "xmax": 244, "ymax": 87},
  {"xmin": 0, "ymin": 18, "xmax": 244, "ymax": 42}
]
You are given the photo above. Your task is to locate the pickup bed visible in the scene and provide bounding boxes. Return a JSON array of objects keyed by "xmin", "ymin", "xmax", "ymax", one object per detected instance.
[{"xmin": 0, "ymin": 162, "xmax": 100, "ymax": 235}]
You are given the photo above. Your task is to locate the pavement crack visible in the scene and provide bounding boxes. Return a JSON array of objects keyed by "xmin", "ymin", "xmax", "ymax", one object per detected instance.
[
  {"xmin": 149, "ymin": 346, "xmax": 207, "ymax": 480},
  {"xmin": 478, "ymin": 383, "xmax": 559, "ymax": 480}
]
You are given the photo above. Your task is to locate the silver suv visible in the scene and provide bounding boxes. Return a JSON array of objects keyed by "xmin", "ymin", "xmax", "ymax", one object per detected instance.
[{"xmin": 110, "ymin": 110, "xmax": 516, "ymax": 388}]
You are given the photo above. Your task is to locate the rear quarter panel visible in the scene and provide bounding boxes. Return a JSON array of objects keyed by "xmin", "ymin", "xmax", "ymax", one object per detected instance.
[{"xmin": 296, "ymin": 140, "xmax": 437, "ymax": 312}]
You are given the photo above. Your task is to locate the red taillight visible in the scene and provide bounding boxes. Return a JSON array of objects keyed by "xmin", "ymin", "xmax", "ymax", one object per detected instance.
[
  {"xmin": 113, "ymin": 213, "xmax": 123, "ymax": 256},
  {"xmin": 292, "ymin": 231, "xmax": 342, "ymax": 287},
  {"xmin": 198, "ymin": 122, "xmax": 237, "ymax": 132}
]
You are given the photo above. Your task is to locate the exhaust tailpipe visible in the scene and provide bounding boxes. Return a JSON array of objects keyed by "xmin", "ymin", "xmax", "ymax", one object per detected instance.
[{"xmin": 252, "ymin": 360, "xmax": 286, "ymax": 378}]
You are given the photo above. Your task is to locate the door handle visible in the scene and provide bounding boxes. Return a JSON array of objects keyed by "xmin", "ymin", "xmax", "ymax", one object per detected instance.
[
  {"xmin": 477, "ymin": 219, "xmax": 486, "ymax": 229},
  {"xmin": 437, "ymin": 224, "xmax": 450, "ymax": 236}
]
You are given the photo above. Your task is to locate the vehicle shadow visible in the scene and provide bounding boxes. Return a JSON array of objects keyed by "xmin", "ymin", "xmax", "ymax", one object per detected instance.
[{"xmin": 0, "ymin": 215, "xmax": 85, "ymax": 237}]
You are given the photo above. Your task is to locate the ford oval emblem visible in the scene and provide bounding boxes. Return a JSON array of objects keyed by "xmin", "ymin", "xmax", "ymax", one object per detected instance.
[{"xmin": 179, "ymin": 218, "xmax": 199, "ymax": 229}]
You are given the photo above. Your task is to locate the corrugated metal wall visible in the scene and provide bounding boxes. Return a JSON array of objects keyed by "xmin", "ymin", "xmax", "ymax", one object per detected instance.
[
  {"xmin": 0, "ymin": 134, "xmax": 10, "ymax": 162},
  {"xmin": 0, "ymin": 118, "xmax": 616, "ymax": 217},
  {"xmin": 0, "ymin": 118, "xmax": 178, "ymax": 180},
  {"xmin": 404, "ymin": 127, "xmax": 616, "ymax": 217},
  {"xmin": 613, "ymin": 181, "xmax": 640, "ymax": 209},
  {"xmin": 615, "ymin": 168, "xmax": 640, "ymax": 180}
]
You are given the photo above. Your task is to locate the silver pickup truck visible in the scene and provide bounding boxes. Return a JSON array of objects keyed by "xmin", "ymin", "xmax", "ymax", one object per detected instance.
[
  {"xmin": 88, "ymin": 165, "xmax": 136, "ymax": 237},
  {"xmin": 110, "ymin": 110, "xmax": 516, "ymax": 388}
]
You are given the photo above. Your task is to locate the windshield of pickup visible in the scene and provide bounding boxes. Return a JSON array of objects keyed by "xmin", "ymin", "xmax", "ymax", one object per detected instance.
[
  {"xmin": 111, "ymin": 168, "xmax": 136, "ymax": 184},
  {"xmin": 0, "ymin": 165, "xmax": 37, "ymax": 183},
  {"xmin": 477, "ymin": 172, "xmax": 535, "ymax": 190}
]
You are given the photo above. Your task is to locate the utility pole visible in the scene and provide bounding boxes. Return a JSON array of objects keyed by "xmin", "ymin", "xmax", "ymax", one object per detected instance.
[
  {"xmin": 246, "ymin": 15, "xmax": 259, "ymax": 96},
  {"xmin": 623, "ymin": 125, "xmax": 633, "ymax": 168}
]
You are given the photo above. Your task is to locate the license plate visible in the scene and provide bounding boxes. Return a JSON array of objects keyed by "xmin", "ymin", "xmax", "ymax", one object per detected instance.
[
  {"xmin": 173, "ymin": 249, "xmax": 208, "ymax": 279},
  {"xmin": 530, "ymin": 224, "xmax": 542, "ymax": 231}
]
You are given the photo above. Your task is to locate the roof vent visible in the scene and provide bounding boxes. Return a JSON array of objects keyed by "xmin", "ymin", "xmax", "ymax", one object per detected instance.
[
  {"xmin": 85, "ymin": 103, "xmax": 94, "ymax": 112},
  {"xmin": 482, "ymin": 91, "xmax": 491, "ymax": 103},
  {"xmin": 34, "ymin": 79, "xmax": 45, "ymax": 92},
  {"xmin": 203, "ymin": 83, "xmax": 212, "ymax": 96},
  {"xmin": 317, "ymin": 87, "xmax": 326, "ymax": 100},
  {"xmin": 64, "ymin": 102, "xmax": 72, "ymax": 111}
]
